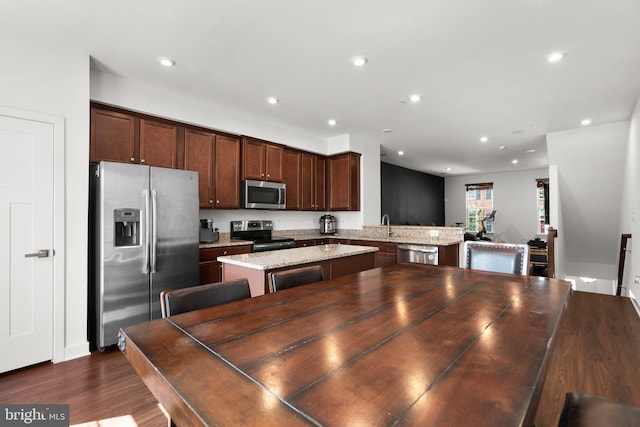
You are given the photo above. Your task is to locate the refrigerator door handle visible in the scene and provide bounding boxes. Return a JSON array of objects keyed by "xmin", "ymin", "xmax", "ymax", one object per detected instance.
[
  {"xmin": 143, "ymin": 189, "xmax": 151, "ymax": 274},
  {"xmin": 150, "ymin": 189, "xmax": 158, "ymax": 273}
]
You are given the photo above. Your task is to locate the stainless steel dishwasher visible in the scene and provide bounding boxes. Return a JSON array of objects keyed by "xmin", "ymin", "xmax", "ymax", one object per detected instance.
[{"xmin": 397, "ymin": 244, "xmax": 438, "ymax": 265}]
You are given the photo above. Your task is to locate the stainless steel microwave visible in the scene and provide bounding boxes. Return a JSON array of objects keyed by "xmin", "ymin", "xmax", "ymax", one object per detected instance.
[{"xmin": 243, "ymin": 179, "xmax": 286, "ymax": 209}]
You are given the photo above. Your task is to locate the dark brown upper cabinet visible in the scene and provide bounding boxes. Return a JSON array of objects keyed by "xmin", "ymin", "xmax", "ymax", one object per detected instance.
[
  {"xmin": 302, "ymin": 153, "xmax": 326, "ymax": 211},
  {"xmin": 282, "ymin": 149, "xmax": 302, "ymax": 210},
  {"xmin": 90, "ymin": 104, "xmax": 179, "ymax": 168},
  {"xmin": 328, "ymin": 152, "xmax": 361, "ymax": 211},
  {"xmin": 242, "ymin": 136, "xmax": 284, "ymax": 182},
  {"xmin": 184, "ymin": 130, "xmax": 241, "ymax": 209}
]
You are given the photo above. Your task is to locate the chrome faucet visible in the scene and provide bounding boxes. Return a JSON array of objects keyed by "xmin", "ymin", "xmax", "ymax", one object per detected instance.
[{"xmin": 381, "ymin": 214, "xmax": 391, "ymax": 237}]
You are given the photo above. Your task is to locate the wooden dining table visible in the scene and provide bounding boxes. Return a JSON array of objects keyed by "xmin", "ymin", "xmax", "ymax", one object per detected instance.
[{"xmin": 119, "ymin": 263, "xmax": 572, "ymax": 427}]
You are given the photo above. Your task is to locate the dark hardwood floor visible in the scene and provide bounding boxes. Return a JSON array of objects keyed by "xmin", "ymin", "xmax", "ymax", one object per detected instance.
[
  {"xmin": 0, "ymin": 291, "xmax": 638, "ymax": 426},
  {"xmin": 534, "ymin": 291, "xmax": 640, "ymax": 426},
  {"xmin": 0, "ymin": 346, "xmax": 166, "ymax": 426}
]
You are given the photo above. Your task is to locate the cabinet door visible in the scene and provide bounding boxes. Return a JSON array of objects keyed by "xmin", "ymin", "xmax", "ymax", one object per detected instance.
[
  {"xmin": 264, "ymin": 144, "xmax": 283, "ymax": 182},
  {"xmin": 301, "ymin": 153, "xmax": 315, "ymax": 210},
  {"xmin": 328, "ymin": 152, "xmax": 360, "ymax": 211},
  {"xmin": 242, "ymin": 138, "xmax": 266, "ymax": 180},
  {"xmin": 90, "ymin": 108, "xmax": 136, "ymax": 163},
  {"xmin": 282, "ymin": 149, "xmax": 301, "ymax": 210},
  {"xmin": 213, "ymin": 135, "xmax": 241, "ymax": 209},
  {"xmin": 139, "ymin": 119, "xmax": 178, "ymax": 168},
  {"xmin": 199, "ymin": 261, "xmax": 222, "ymax": 285},
  {"xmin": 199, "ymin": 245, "xmax": 252, "ymax": 285},
  {"xmin": 356, "ymin": 240, "xmax": 397, "ymax": 268},
  {"xmin": 185, "ymin": 129, "xmax": 214, "ymax": 208},
  {"xmin": 301, "ymin": 153, "xmax": 326, "ymax": 210},
  {"xmin": 315, "ymin": 156, "xmax": 327, "ymax": 210}
]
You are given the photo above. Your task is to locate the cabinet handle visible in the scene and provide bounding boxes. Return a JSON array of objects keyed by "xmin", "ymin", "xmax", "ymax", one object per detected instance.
[
  {"xmin": 261, "ymin": 173, "xmax": 265, "ymax": 177},
  {"xmin": 216, "ymin": 200, "xmax": 220, "ymax": 204},
  {"xmin": 209, "ymin": 200, "xmax": 213, "ymax": 204},
  {"xmin": 223, "ymin": 251, "xmax": 228, "ymax": 255},
  {"xmin": 130, "ymin": 157, "xmax": 135, "ymax": 162},
  {"xmin": 267, "ymin": 174, "xmax": 270, "ymax": 178},
  {"xmin": 141, "ymin": 159, "xmax": 145, "ymax": 163}
]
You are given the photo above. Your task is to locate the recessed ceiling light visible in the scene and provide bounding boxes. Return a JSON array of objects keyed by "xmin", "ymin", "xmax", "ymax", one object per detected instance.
[
  {"xmin": 328, "ymin": 119, "xmax": 337, "ymax": 126},
  {"xmin": 352, "ymin": 56, "xmax": 368, "ymax": 67},
  {"xmin": 409, "ymin": 94, "xmax": 422, "ymax": 103},
  {"xmin": 546, "ymin": 51, "xmax": 567, "ymax": 63},
  {"xmin": 581, "ymin": 118, "xmax": 592, "ymax": 126},
  {"xmin": 398, "ymin": 151, "xmax": 404, "ymax": 156},
  {"xmin": 498, "ymin": 145, "xmax": 507, "ymax": 150},
  {"xmin": 525, "ymin": 149, "xmax": 536, "ymax": 153},
  {"xmin": 480, "ymin": 136, "xmax": 489, "ymax": 143},
  {"xmin": 158, "ymin": 57, "xmax": 176, "ymax": 67},
  {"xmin": 512, "ymin": 159, "xmax": 519, "ymax": 164},
  {"xmin": 445, "ymin": 167, "xmax": 452, "ymax": 171},
  {"xmin": 382, "ymin": 129, "xmax": 393, "ymax": 133},
  {"xmin": 267, "ymin": 97, "xmax": 279, "ymax": 105}
]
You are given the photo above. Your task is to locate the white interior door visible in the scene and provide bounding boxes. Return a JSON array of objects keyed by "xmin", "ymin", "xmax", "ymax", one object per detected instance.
[{"xmin": 0, "ymin": 115, "xmax": 54, "ymax": 373}]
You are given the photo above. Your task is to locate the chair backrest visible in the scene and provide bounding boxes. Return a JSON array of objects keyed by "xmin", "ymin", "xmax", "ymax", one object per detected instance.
[
  {"xmin": 160, "ymin": 278, "xmax": 251, "ymax": 317},
  {"xmin": 558, "ymin": 392, "xmax": 640, "ymax": 427},
  {"xmin": 463, "ymin": 241, "xmax": 530, "ymax": 276},
  {"xmin": 268, "ymin": 265, "xmax": 325, "ymax": 292}
]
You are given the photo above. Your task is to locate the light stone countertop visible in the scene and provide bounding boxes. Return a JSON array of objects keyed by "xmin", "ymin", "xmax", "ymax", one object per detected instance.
[
  {"xmin": 199, "ymin": 226, "xmax": 464, "ymax": 250},
  {"xmin": 217, "ymin": 243, "xmax": 378, "ymax": 270},
  {"xmin": 274, "ymin": 230, "xmax": 463, "ymax": 247},
  {"xmin": 199, "ymin": 235, "xmax": 252, "ymax": 249}
]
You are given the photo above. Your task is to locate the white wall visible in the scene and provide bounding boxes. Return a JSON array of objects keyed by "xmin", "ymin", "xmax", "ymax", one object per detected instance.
[
  {"xmin": 548, "ymin": 165, "xmax": 566, "ymax": 279},
  {"xmin": 547, "ymin": 122, "xmax": 629, "ymax": 280},
  {"xmin": 444, "ymin": 168, "xmax": 548, "ymax": 244},
  {"xmin": 621, "ymin": 96, "xmax": 640, "ymax": 310},
  {"xmin": 1, "ymin": 36, "xmax": 90, "ymax": 360}
]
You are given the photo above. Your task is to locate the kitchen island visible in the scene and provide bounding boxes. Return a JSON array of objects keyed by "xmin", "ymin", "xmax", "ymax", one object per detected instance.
[{"xmin": 218, "ymin": 244, "xmax": 377, "ymax": 296}]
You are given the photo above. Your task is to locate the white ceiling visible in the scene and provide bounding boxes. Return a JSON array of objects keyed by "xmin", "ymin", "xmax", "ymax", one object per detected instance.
[{"xmin": 4, "ymin": 0, "xmax": 640, "ymax": 176}]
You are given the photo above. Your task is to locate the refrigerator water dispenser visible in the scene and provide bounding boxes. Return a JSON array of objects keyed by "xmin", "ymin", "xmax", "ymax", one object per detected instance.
[{"xmin": 114, "ymin": 209, "xmax": 140, "ymax": 247}]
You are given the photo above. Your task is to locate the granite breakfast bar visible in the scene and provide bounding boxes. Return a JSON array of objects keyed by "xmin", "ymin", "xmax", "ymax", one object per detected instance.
[{"xmin": 218, "ymin": 244, "xmax": 378, "ymax": 297}]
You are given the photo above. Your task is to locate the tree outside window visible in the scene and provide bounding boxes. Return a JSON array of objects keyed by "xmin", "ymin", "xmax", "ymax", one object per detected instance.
[{"xmin": 465, "ymin": 183, "xmax": 494, "ymax": 233}]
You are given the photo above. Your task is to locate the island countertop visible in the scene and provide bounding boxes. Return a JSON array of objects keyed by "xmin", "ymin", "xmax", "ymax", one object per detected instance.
[{"xmin": 217, "ymin": 243, "xmax": 378, "ymax": 271}]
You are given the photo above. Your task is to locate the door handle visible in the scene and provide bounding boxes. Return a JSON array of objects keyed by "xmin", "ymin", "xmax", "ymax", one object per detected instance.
[{"xmin": 25, "ymin": 249, "xmax": 49, "ymax": 258}]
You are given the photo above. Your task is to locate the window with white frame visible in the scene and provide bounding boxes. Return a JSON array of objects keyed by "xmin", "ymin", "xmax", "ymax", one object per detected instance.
[{"xmin": 465, "ymin": 182, "xmax": 494, "ymax": 233}]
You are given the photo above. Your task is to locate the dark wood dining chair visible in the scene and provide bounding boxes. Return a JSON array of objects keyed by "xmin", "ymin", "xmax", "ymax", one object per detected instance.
[
  {"xmin": 463, "ymin": 240, "xmax": 530, "ymax": 276},
  {"xmin": 160, "ymin": 278, "xmax": 251, "ymax": 317},
  {"xmin": 558, "ymin": 392, "xmax": 640, "ymax": 427},
  {"xmin": 268, "ymin": 265, "xmax": 324, "ymax": 292}
]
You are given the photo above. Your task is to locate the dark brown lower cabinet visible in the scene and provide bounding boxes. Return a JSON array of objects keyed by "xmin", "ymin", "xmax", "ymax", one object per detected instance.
[
  {"xmin": 199, "ymin": 245, "xmax": 252, "ymax": 285},
  {"xmin": 352, "ymin": 240, "xmax": 398, "ymax": 268},
  {"xmin": 438, "ymin": 244, "xmax": 460, "ymax": 267}
]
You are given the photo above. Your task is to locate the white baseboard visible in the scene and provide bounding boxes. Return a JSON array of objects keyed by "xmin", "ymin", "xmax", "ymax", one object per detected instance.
[
  {"xmin": 63, "ymin": 341, "xmax": 91, "ymax": 362},
  {"xmin": 629, "ymin": 290, "xmax": 640, "ymax": 318}
]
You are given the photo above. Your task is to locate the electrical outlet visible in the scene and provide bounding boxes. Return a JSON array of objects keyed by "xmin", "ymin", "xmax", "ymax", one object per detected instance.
[{"xmin": 430, "ymin": 230, "xmax": 439, "ymax": 237}]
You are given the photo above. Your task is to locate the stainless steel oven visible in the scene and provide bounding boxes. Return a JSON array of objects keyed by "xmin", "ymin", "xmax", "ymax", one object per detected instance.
[
  {"xmin": 243, "ymin": 180, "xmax": 286, "ymax": 210},
  {"xmin": 230, "ymin": 220, "xmax": 295, "ymax": 252}
]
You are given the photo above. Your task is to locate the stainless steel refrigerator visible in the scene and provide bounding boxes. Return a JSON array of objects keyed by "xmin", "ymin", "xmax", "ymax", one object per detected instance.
[{"xmin": 89, "ymin": 161, "xmax": 199, "ymax": 348}]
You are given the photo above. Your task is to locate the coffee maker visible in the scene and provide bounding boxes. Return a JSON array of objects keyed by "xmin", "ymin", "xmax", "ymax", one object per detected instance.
[
  {"xmin": 319, "ymin": 215, "xmax": 337, "ymax": 234},
  {"xmin": 200, "ymin": 219, "xmax": 219, "ymax": 243}
]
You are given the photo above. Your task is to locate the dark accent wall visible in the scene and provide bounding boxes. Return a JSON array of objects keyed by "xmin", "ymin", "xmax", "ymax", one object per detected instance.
[{"xmin": 380, "ymin": 162, "xmax": 445, "ymax": 225}]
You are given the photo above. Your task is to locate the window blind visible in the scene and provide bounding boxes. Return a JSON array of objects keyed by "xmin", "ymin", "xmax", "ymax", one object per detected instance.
[{"xmin": 465, "ymin": 182, "xmax": 493, "ymax": 191}]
